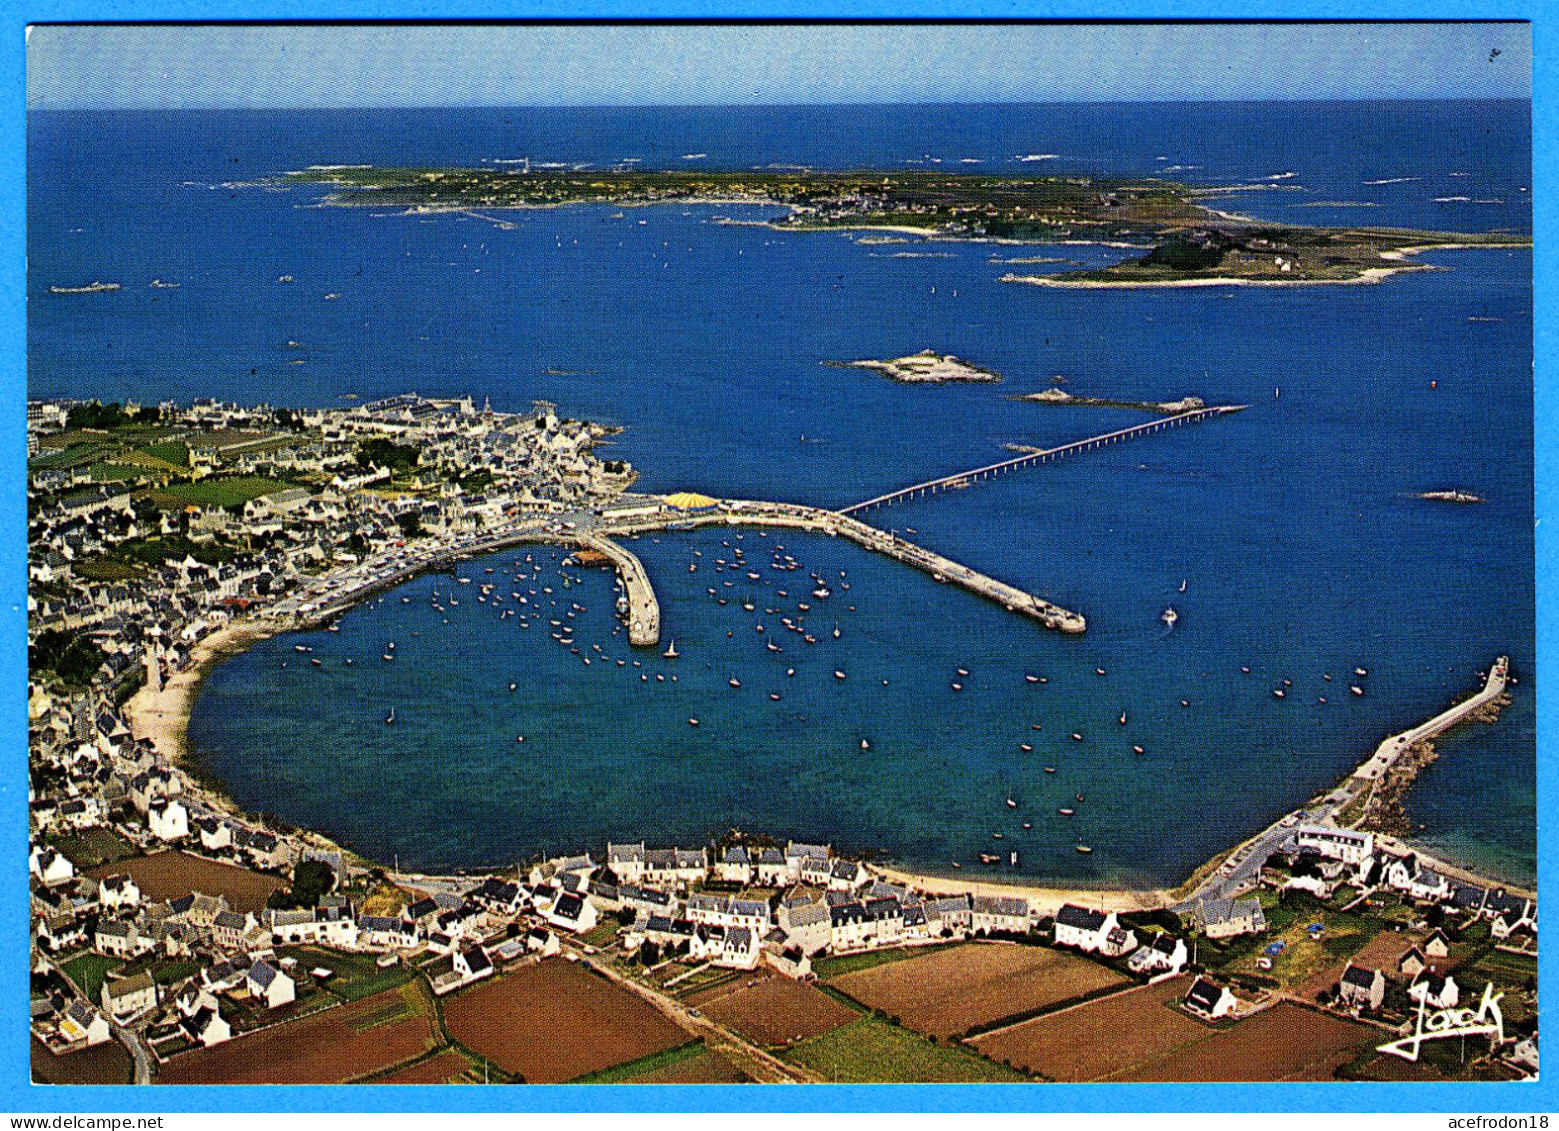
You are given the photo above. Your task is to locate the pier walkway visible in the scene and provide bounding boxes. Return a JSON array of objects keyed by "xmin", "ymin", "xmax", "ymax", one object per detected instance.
[
  {"xmin": 576, "ymin": 532, "xmax": 660, "ymax": 646},
  {"xmin": 840, "ymin": 404, "xmax": 1247, "ymax": 515},
  {"xmin": 1176, "ymin": 655, "xmax": 1513, "ymax": 910},
  {"xmin": 605, "ymin": 497, "xmax": 1086, "ymax": 634},
  {"xmin": 1353, "ymin": 655, "xmax": 1510, "ymax": 783}
]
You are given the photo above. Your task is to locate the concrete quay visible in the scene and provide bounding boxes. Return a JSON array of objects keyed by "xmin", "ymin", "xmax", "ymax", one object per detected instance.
[
  {"xmin": 604, "ymin": 497, "xmax": 1086, "ymax": 634},
  {"xmin": 575, "ymin": 532, "xmax": 660, "ymax": 646},
  {"xmin": 1352, "ymin": 655, "xmax": 1510, "ymax": 783}
]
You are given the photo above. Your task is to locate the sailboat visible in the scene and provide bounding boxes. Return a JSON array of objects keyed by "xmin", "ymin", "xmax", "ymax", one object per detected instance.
[
  {"xmin": 1179, "ymin": 579, "xmax": 1187, "ymax": 593},
  {"xmin": 663, "ymin": 640, "xmax": 679, "ymax": 659},
  {"xmin": 385, "ymin": 707, "xmax": 395, "ymax": 725}
]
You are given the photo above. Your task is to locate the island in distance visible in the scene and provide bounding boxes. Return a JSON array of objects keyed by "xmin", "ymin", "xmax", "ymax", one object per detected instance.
[
  {"xmin": 828, "ymin": 350, "xmax": 1002, "ymax": 384},
  {"xmin": 282, "ymin": 166, "xmax": 1530, "ymax": 288},
  {"xmin": 1018, "ymin": 388, "xmax": 1207, "ymax": 415}
]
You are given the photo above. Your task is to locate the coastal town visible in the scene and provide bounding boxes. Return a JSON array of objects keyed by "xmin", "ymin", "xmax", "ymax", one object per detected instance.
[{"xmin": 26, "ymin": 392, "xmax": 1537, "ymax": 1085}]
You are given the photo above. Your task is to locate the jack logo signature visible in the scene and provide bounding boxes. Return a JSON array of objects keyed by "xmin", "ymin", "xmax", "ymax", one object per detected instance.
[{"xmin": 1377, "ymin": 982, "xmax": 1506, "ymax": 1062}]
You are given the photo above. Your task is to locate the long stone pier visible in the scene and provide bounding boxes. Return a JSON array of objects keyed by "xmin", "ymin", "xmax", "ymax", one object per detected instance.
[
  {"xmin": 840, "ymin": 404, "xmax": 1248, "ymax": 515},
  {"xmin": 1352, "ymin": 655, "xmax": 1510, "ymax": 783},
  {"xmin": 577, "ymin": 533, "xmax": 661, "ymax": 647},
  {"xmin": 605, "ymin": 497, "xmax": 1086, "ymax": 634}
]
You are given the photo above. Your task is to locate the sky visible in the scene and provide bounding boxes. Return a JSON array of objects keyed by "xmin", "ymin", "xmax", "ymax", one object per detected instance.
[{"xmin": 26, "ymin": 23, "xmax": 1532, "ymax": 109}]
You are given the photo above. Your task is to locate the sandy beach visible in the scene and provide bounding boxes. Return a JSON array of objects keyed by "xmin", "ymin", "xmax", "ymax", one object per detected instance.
[
  {"xmin": 873, "ymin": 864, "xmax": 1171, "ymax": 918},
  {"xmin": 121, "ymin": 620, "xmax": 282, "ymax": 764},
  {"xmin": 1001, "ymin": 265, "xmax": 1433, "ymax": 290}
]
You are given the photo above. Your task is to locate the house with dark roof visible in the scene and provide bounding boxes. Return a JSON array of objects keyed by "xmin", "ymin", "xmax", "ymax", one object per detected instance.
[
  {"xmin": 1409, "ymin": 969, "xmax": 1461, "ymax": 1010},
  {"xmin": 453, "ymin": 944, "xmax": 494, "ymax": 983},
  {"xmin": 1053, "ymin": 904, "xmax": 1127, "ymax": 953},
  {"xmin": 178, "ymin": 1005, "xmax": 232, "ymax": 1047},
  {"xmin": 1182, "ymin": 977, "xmax": 1238, "ymax": 1020},
  {"xmin": 247, "ymin": 959, "xmax": 295, "ymax": 1009},
  {"xmin": 543, "ymin": 890, "xmax": 598, "ymax": 935},
  {"xmin": 714, "ymin": 845, "xmax": 753, "ymax": 884},
  {"xmin": 1129, "ymin": 932, "xmax": 1189, "ymax": 976},
  {"xmin": 1337, "ymin": 964, "xmax": 1386, "ymax": 1012},
  {"xmin": 1194, "ymin": 896, "xmax": 1266, "ymax": 940}
]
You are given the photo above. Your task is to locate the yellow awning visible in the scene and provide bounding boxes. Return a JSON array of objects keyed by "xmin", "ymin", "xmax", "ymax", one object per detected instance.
[{"xmin": 663, "ymin": 491, "xmax": 719, "ymax": 510}]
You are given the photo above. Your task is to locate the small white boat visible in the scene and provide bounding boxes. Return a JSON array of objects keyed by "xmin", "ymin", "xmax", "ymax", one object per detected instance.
[
  {"xmin": 385, "ymin": 707, "xmax": 395, "ymax": 725},
  {"xmin": 1025, "ymin": 674, "xmax": 1040, "ymax": 683},
  {"xmin": 1076, "ymin": 845, "xmax": 1093, "ymax": 855},
  {"xmin": 1351, "ymin": 685, "xmax": 1365, "ymax": 696},
  {"xmin": 663, "ymin": 640, "xmax": 679, "ymax": 659},
  {"xmin": 1162, "ymin": 607, "xmax": 1178, "ymax": 627},
  {"xmin": 834, "ymin": 670, "xmax": 846, "ymax": 680}
]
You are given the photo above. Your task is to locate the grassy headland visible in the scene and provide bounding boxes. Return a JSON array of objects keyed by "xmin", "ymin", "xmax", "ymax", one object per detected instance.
[{"xmin": 282, "ymin": 166, "xmax": 1529, "ymax": 286}]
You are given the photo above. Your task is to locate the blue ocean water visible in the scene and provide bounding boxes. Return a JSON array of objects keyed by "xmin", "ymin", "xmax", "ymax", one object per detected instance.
[{"xmin": 29, "ymin": 103, "xmax": 1534, "ymax": 883}]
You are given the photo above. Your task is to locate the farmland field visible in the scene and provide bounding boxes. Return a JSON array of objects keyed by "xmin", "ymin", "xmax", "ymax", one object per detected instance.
[
  {"xmin": 627, "ymin": 1049, "xmax": 750, "ymax": 1084},
  {"xmin": 828, "ymin": 942, "xmax": 1125, "ymax": 1039},
  {"xmin": 443, "ymin": 958, "xmax": 690, "ymax": 1084},
  {"xmin": 1109, "ymin": 1002, "xmax": 1377, "ymax": 1082},
  {"xmin": 371, "ymin": 1050, "xmax": 476, "ymax": 1085},
  {"xmin": 781, "ymin": 1017, "xmax": 1027, "ymax": 1083},
  {"xmin": 146, "ymin": 475, "xmax": 296, "ymax": 510},
  {"xmin": 972, "ymin": 975, "xmax": 1203, "ymax": 1081},
  {"xmin": 32, "ymin": 1037, "xmax": 133, "ymax": 1085},
  {"xmin": 157, "ymin": 983, "xmax": 438, "ymax": 1084},
  {"xmin": 87, "ymin": 851, "xmax": 283, "ymax": 914},
  {"xmin": 685, "ymin": 972, "xmax": 858, "ymax": 1047}
]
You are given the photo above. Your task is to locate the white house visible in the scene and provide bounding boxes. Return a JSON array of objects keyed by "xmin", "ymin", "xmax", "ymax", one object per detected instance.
[
  {"xmin": 57, "ymin": 1002, "xmax": 111, "ymax": 1048},
  {"xmin": 606, "ymin": 842, "xmax": 648, "ymax": 884},
  {"xmin": 525, "ymin": 927, "xmax": 561, "ymax": 957},
  {"xmin": 147, "ymin": 797, "xmax": 190, "ymax": 841},
  {"xmin": 1337, "ymin": 964, "xmax": 1387, "ymax": 1013},
  {"xmin": 785, "ymin": 841, "xmax": 830, "ymax": 882},
  {"xmin": 1054, "ymin": 904, "xmax": 1132, "ymax": 955},
  {"xmin": 246, "ymin": 959, "xmax": 296, "ymax": 1009},
  {"xmin": 97, "ymin": 874, "xmax": 141, "ymax": 913},
  {"xmin": 100, "ymin": 971, "xmax": 158, "ymax": 1021},
  {"xmin": 753, "ymin": 848, "xmax": 789, "ymax": 886},
  {"xmin": 1128, "ymin": 933, "xmax": 1189, "ymax": 977},
  {"xmin": 1182, "ymin": 977, "xmax": 1239, "ymax": 1020},
  {"xmin": 452, "ymin": 944, "xmax": 495, "ymax": 984},
  {"xmin": 179, "ymin": 1004, "xmax": 232, "ymax": 1047},
  {"xmin": 1295, "ymin": 825, "xmax": 1374, "ymax": 867},
  {"xmin": 642, "ymin": 847, "xmax": 708, "ymax": 888},
  {"xmin": 971, "ymin": 895, "xmax": 1031, "ymax": 935},
  {"xmin": 715, "ymin": 926, "xmax": 761, "ymax": 970},
  {"xmin": 1409, "ymin": 970, "xmax": 1461, "ymax": 1010},
  {"xmin": 30, "ymin": 846, "xmax": 75, "ymax": 887},
  {"xmin": 95, "ymin": 918, "xmax": 154, "ymax": 960},
  {"xmin": 1195, "ymin": 896, "xmax": 1267, "ymax": 940},
  {"xmin": 542, "ymin": 890, "xmax": 598, "ymax": 935},
  {"xmin": 925, "ymin": 895, "xmax": 972, "ymax": 937},
  {"xmin": 714, "ymin": 845, "xmax": 753, "ymax": 884}
]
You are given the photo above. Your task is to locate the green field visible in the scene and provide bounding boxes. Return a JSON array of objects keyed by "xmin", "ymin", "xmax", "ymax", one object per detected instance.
[
  {"xmin": 51, "ymin": 827, "xmax": 138, "ymax": 869},
  {"xmin": 781, "ymin": 1017, "xmax": 1027, "ymax": 1083},
  {"xmin": 280, "ymin": 945, "xmax": 415, "ymax": 1002},
  {"xmin": 61, "ymin": 952, "xmax": 121, "ymax": 1003},
  {"xmin": 146, "ymin": 476, "xmax": 297, "ymax": 510},
  {"xmin": 811, "ymin": 943, "xmax": 957, "ymax": 980},
  {"xmin": 73, "ymin": 557, "xmax": 145, "ymax": 582},
  {"xmin": 570, "ymin": 1040, "xmax": 705, "ymax": 1084}
]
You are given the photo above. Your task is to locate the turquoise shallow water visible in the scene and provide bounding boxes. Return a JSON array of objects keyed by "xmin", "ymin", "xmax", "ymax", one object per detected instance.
[{"xmin": 31, "ymin": 103, "xmax": 1534, "ymax": 883}]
